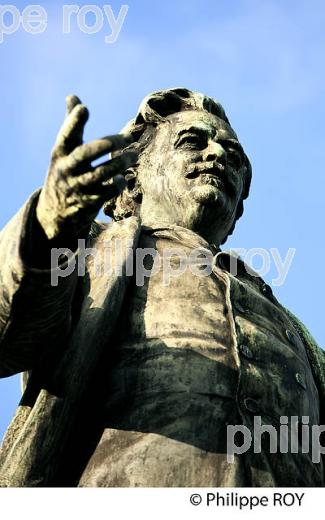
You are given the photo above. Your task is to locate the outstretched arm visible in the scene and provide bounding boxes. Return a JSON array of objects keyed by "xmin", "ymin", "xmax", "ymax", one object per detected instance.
[{"xmin": 0, "ymin": 95, "xmax": 135, "ymax": 377}]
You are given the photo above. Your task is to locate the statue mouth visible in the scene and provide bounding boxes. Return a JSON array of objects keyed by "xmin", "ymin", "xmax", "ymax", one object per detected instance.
[{"xmin": 185, "ymin": 161, "xmax": 235, "ymax": 195}]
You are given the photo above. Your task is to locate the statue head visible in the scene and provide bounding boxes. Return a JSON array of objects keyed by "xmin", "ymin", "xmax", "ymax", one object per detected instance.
[{"xmin": 104, "ymin": 87, "xmax": 251, "ymax": 246}]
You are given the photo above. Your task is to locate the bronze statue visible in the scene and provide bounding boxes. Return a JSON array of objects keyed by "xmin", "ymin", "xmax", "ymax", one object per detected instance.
[{"xmin": 0, "ymin": 88, "xmax": 324, "ymax": 487}]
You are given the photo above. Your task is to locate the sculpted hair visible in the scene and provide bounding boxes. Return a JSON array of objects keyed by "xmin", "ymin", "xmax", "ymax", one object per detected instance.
[{"xmin": 103, "ymin": 87, "xmax": 252, "ymax": 244}]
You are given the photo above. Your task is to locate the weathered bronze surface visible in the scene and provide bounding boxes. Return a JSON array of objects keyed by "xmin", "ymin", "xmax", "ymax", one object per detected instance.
[{"xmin": 0, "ymin": 88, "xmax": 324, "ymax": 487}]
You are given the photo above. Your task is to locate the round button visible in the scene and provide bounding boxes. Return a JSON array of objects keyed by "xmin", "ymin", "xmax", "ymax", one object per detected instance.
[
  {"xmin": 295, "ymin": 373, "xmax": 307, "ymax": 390},
  {"xmin": 239, "ymin": 344, "xmax": 254, "ymax": 360},
  {"xmin": 243, "ymin": 397, "xmax": 260, "ymax": 414}
]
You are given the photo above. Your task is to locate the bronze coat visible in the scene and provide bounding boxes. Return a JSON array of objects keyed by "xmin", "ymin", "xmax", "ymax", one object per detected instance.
[{"xmin": 0, "ymin": 192, "xmax": 324, "ymax": 486}]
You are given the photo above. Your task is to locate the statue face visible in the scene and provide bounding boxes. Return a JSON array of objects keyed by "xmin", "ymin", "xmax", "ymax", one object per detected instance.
[{"xmin": 137, "ymin": 110, "xmax": 246, "ymax": 245}]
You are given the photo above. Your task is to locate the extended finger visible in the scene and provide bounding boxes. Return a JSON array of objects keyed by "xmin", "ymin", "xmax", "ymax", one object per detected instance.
[
  {"xmin": 70, "ymin": 174, "xmax": 126, "ymax": 200},
  {"xmin": 54, "ymin": 103, "xmax": 89, "ymax": 157},
  {"xmin": 102, "ymin": 175, "xmax": 127, "ymax": 200},
  {"xmin": 72, "ymin": 153, "xmax": 137, "ymax": 193},
  {"xmin": 66, "ymin": 135, "xmax": 135, "ymax": 169},
  {"xmin": 65, "ymin": 94, "xmax": 82, "ymax": 117},
  {"xmin": 93, "ymin": 152, "xmax": 137, "ymax": 180}
]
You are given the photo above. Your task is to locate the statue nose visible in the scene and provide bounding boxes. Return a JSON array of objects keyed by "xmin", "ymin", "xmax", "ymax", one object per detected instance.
[{"xmin": 203, "ymin": 142, "xmax": 226, "ymax": 164}]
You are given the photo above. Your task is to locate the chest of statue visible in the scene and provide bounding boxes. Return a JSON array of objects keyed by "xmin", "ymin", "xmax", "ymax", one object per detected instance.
[
  {"xmin": 79, "ymin": 228, "xmax": 323, "ymax": 487},
  {"xmin": 107, "ymin": 231, "xmax": 319, "ymax": 421}
]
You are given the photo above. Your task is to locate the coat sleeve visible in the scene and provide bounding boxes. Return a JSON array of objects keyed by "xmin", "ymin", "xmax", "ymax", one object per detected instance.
[{"xmin": 0, "ymin": 191, "xmax": 79, "ymax": 377}]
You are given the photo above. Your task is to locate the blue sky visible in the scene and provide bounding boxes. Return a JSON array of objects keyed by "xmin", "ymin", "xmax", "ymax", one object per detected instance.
[{"xmin": 0, "ymin": 0, "xmax": 325, "ymax": 439}]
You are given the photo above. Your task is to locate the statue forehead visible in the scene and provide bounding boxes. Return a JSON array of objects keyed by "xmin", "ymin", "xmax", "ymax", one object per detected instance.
[{"xmin": 158, "ymin": 110, "xmax": 238, "ymax": 140}]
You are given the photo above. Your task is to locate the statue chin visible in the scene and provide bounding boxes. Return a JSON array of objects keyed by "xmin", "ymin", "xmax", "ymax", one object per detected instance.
[{"xmin": 190, "ymin": 184, "xmax": 225, "ymax": 207}]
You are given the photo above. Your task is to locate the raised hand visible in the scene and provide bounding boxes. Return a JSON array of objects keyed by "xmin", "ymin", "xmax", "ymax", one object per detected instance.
[{"xmin": 36, "ymin": 95, "xmax": 136, "ymax": 241}]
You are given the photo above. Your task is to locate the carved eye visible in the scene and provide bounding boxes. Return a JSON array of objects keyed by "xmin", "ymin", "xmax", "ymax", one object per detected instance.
[
  {"xmin": 226, "ymin": 148, "xmax": 243, "ymax": 170},
  {"xmin": 176, "ymin": 133, "xmax": 207, "ymax": 150}
]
